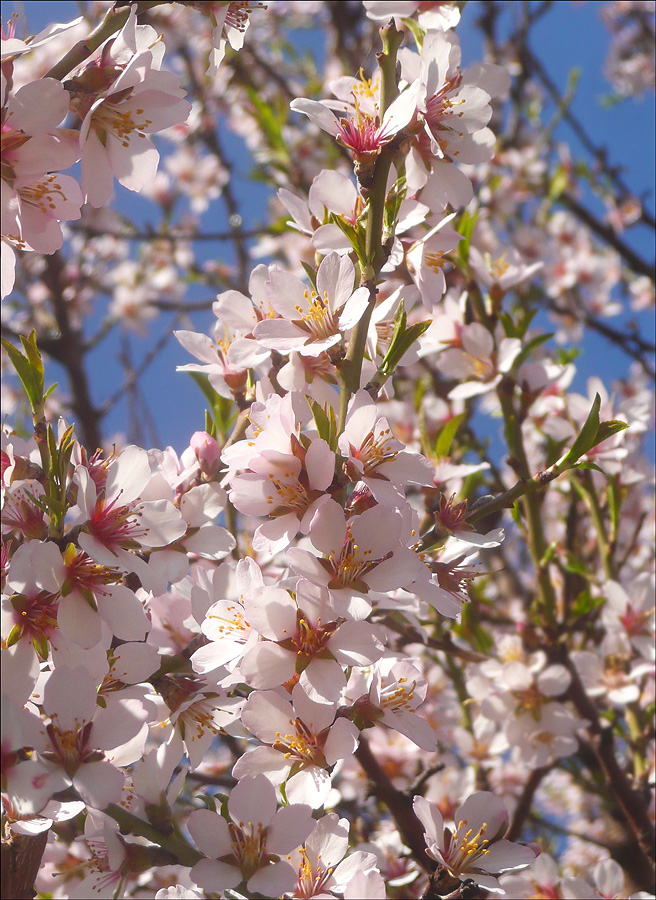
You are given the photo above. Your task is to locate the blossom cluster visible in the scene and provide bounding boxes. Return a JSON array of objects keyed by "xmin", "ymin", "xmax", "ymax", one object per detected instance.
[{"xmin": 1, "ymin": 3, "xmax": 654, "ymax": 900}]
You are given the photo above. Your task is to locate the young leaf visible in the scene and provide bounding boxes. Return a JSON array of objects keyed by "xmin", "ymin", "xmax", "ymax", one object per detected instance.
[
  {"xmin": 562, "ymin": 393, "xmax": 601, "ymax": 466},
  {"xmin": 434, "ymin": 413, "xmax": 466, "ymax": 459}
]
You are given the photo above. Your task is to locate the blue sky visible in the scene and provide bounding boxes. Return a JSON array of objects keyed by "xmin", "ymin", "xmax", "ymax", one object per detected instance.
[{"xmin": 6, "ymin": 1, "xmax": 654, "ymax": 456}]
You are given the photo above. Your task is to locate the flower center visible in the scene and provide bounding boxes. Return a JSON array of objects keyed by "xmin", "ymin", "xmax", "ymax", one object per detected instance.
[
  {"xmin": 227, "ymin": 821, "xmax": 268, "ymax": 879},
  {"xmin": 272, "ymin": 717, "xmax": 327, "ymax": 766},
  {"xmin": 450, "ymin": 820, "xmax": 490, "ymax": 873}
]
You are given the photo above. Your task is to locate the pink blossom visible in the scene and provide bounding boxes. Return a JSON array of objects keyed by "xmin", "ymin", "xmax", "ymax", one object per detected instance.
[
  {"xmin": 188, "ymin": 773, "xmax": 315, "ymax": 895},
  {"xmin": 413, "ymin": 791, "xmax": 539, "ymax": 893}
]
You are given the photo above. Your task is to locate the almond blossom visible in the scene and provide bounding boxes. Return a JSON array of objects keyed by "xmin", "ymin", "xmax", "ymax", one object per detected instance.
[
  {"xmin": 285, "ymin": 813, "xmax": 381, "ymax": 899},
  {"xmin": 253, "ymin": 252, "xmax": 370, "ymax": 357},
  {"xmin": 233, "ymin": 686, "xmax": 360, "ymax": 808},
  {"xmin": 188, "ymin": 773, "xmax": 315, "ymax": 895},
  {"xmin": 413, "ymin": 791, "xmax": 539, "ymax": 893},
  {"xmin": 238, "ymin": 578, "xmax": 386, "ymax": 703},
  {"xmin": 436, "ymin": 322, "xmax": 522, "ymax": 399},
  {"xmin": 71, "ymin": 8, "xmax": 191, "ymax": 207},
  {"xmin": 338, "ymin": 389, "xmax": 435, "ymax": 506}
]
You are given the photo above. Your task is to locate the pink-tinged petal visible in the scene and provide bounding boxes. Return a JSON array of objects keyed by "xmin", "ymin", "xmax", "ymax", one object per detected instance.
[
  {"xmin": 81, "ymin": 130, "xmax": 115, "ymax": 208},
  {"xmin": 73, "ymin": 760, "xmax": 124, "ymax": 809},
  {"xmin": 243, "ymin": 587, "xmax": 296, "ymax": 639},
  {"xmin": 6, "ymin": 540, "xmax": 65, "ymax": 594},
  {"xmin": 278, "ymin": 188, "xmax": 312, "ymax": 234},
  {"xmin": 309, "ymin": 169, "xmax": 358, "ymax": 217},
  {"xmin": 252, "ymin": 513, "xmax": 299, "ymax": 555},
  {"xmin": 290, "ymin": 98, "xmax": 341, "ymax": 136},
  {"xmin": 43, "ymin": 666, "xmax": 97, "ymax": 729},
  {"xmin": 267, "ymin": 804, "xmax": 315, "ymax": 854},
  {"xmin": 300, "ymin": 658, "xmax": 346, "ymax": 704},
  {"xmin": 105, "ymin": 446, "xmax": 151, "ymax": 504},
  {"xmin": 413, "ymin": 580, "xmax": 462, "ymax": 618},
  {"xmin": 312, "ymin": 223, "xmax": 352, "ymax": 254},
  {"xmin": 57, "ymin": 594, "xmax": 103, "ymax": 649},
  {"xmin": 332, "ymin": 850, "xmax": 378, "ymax": 889},
  {"xmin": 291, "ymin": 686, "xmax": 336, "ymax": 732},
  {"xmin": 109, "ymin": 642, "xmax": 159, "ymax": 684},
  {"xmin": 350, "ymin": 506, "xmax": 402, "ymax": 559},
  {"xmin": 381, "ymin": 79, "xmax": 421, "ymax": 135},
  {"xmin": 96, "ymin": 584, "xmax": 150, "ymax": 641},
  {"xmin": 462, "ymin": 322, "xmax": 494, "ymax": 358},
  {"xmin": 309, "ymin": 499, "xmax": 347, "ymax": 556},
  {"xmin": 343, "ymin": 868, "xmax": 387, "ymax": 899},
  {"xmin": 91, "ymin": 697, "xmax": 148, "ymax": 751},
  {"xmin": 240, "ymin": 691, "xmax": 294, "ymax": 743},
  {"xmin": 106, "ymin": 130, "xmax": 159, "ymax": 194},
  {"xmin": 137, "ymin": 500, "xmax": 187, "ymax": 548},
  {"xmin": 239, "ymin": 642, "xmax": 295, "ymax": 689},
  {"xmin": 4, "ymin": 759, "xmax": 68, "ymax": 817},
  {"xmin": 228, "ymin": 773, "xmax": 277, "ymax": 826},
  {"xmin": 190, "ymin": 857, "xmax": 240, "ymax": 892},
  {"xmin": 1, "ymin": 241, "xmax": 16, "ymax": 300},
  {"xmin": 338, "ymin": 286, "xmax": 370, "ymax": 330},
  {"xmin": 266, "ymin": 269, "xmax": 308, "ymax": 318},
  {"xmin": 252, "ymin": 319, "xmax": 308, "ymax": 352},
  {"xmin": 213, "ymin": 290, "xmax": 258, "ymax": 329},
  {"xmin": 286, "ymin": 765, "xmax": 332, "ymax": 808},
  {"xmin": 185, "ymin": 524, "xmax": 235, "ymax": 559},
  {"xmin": 188, "ymin": 808, "xmax": 233, "ymax": 858},
  {"xmin": 479, "ymin": 840, "xmax": 538, "ymax": 875},
  {"xmin": 384, "ymin": 708, "xmax": 437, "ymax": 751},
  {"xmin": 9, "ymin": 79, "xmax": 69, "ymax": 130},
  {"xmin": 316, "ymin": 252, "xmax": 355, "ymax": 310},
  {"xmin": 305, "ymin": 439, "xmax": 335, "ymax": 492},
  {"xmin": 231, "ymin": 746, "xmax": 290, "ymax": 783},
  {"xmin": 174, "ymin": 330, "xmax": 220, "ymax": 364},
  {"xmin": 330, "ymin": 621, "xmax": 385, "ymax": 666},
  {"xmin": 413, "ymin": 796, "xmax": 444, "ymax": 847},
  {"xmin": 248, "ymin": 860, "xmax": 298, "ymax": 897},
  {"xmin": 537, "ymin": 665, "xmax": 571, "ymax": 697},
  {"xmin": 457, "ymin": 792, "xmax": 508, "ymax": 839},
  {"xmin": 297, "ymin": 334, "xmax": 342, "ymax": 356},
  {"xmin": 324, "ymin": 717, "xmax": 359, "ymax": 765},
  {"xmin": 286, "ymin": 547, "xmax": 331, "ymax": 585},
  {"xmin": 306, "ymin": 814, "xmax": 349, "ymax": 867}
]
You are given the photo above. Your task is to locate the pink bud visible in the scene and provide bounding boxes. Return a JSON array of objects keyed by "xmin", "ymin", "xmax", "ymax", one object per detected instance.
[{"xmin": 190, "ymin": 431, "xmax": 222, "ymax": 476}]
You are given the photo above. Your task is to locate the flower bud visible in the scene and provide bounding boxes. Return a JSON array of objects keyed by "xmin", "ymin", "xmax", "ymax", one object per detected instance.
[{"xmin": 190, "ymin": 431, "xmax": 222, "ymax": 477}]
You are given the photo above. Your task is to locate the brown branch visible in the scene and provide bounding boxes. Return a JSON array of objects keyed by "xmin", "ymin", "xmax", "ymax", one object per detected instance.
[
  {"xmin": 355, "ymin": 736, "xmax": 433, "ymax": 872},
  {"xmin": 1, "ymin": 829, "xmax": 48, "ymax": 900},
  {"xmin": 506, "ymin": 767, "xmax": 550, "ymax": 841},
  {"xmin": 559, "ymin": 648, "xmax": 656, "ymax": 873},
  {"xmin": 42, "ymin": 253, "xmax": 103, "ymax": 452},
  {"xmin": 559, "ymin": 191, "xmax": 655, "ymax": 282}
]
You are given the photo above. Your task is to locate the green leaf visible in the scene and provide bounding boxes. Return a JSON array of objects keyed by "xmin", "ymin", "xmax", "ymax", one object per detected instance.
[
  {"xmin": 607, "ymin": 477, "xmax": 623, "ymax": 541},
  {"xmin": 570, "ymin": 589, "xmax": 605, "ymax": 620},
  {"xmin": 377, "ymin": 301, "xmax": 431, "ymax": 380},
  {"xmin": 594, "ymin": 419, "xmax": 629, "ymax": 444},
  {"xmin": 187, "ymin": 373, "xmax": 236, "ymax": 437},
  {"xmin": 562, "ymin": 393, "xmax": 601, "ymax": 466},
  {"xmin": 307, "ymin": 397, "xmax": 337, "ymax": 450},
  {"xmin": 43, "ymin": 383, "xmax": 58, "ymax": 402},
  {"xmin": 328, "ymin": 213, "xmax": 368, "ymax": 265},
  {"xmin": 434, "ymin": 413, "xmax": 465, "ymax": 458},
  {"xmin": 562, "ymin": 552, "xmax": 590, "ymax": 577},
  {"xmin": 570, "ymin": 460, "xmax": 605, "ymax": 473},
  {"xmin": 511, "ymin": 332, "xmax": 554, "ymax": 371},
  {"xmin": 204, "ymin": 409, "xmax": 217, "ymax": 439},
  {"xmin": 400, "ymin": 15, "xmax": 425, "ymax": 49},
  {"xmin": 300, "ymin": 260, "xmax": 318, "ymax": 290},
  {"xmin": 456, "ymin": 209, "xmax": 478, "ymax": 265},
  {"xmin": 1, "ymin": 331, "xmax": 45, "ymax": 413}
]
